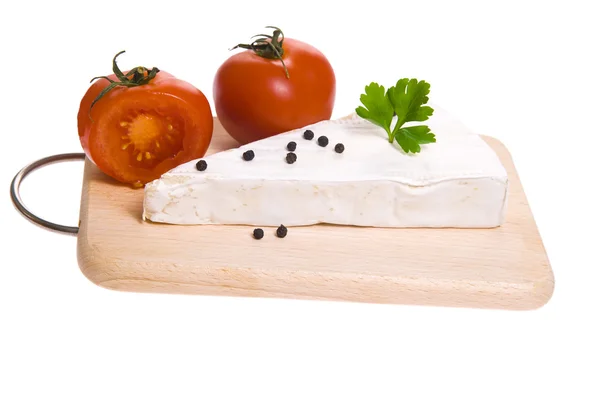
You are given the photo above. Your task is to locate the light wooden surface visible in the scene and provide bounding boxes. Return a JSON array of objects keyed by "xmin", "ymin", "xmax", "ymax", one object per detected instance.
[{"xmin": 77, "ymin": 117, "xmax": 554, "ymax": 310}]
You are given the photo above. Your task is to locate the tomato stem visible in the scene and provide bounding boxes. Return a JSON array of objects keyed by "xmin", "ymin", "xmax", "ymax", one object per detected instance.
[
  {"xmin": 231, "ymin": 26, "xmax": 290, "ymax": 79},
  {"xmin": 88, "ymin": 51, "xmax": 160, "ymax": 121}
]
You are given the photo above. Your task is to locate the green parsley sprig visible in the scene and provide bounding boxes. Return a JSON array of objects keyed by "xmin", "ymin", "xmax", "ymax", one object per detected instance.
[{"xmin": 356, "ymin": 78, "xmax": 436, "ymax": 154}]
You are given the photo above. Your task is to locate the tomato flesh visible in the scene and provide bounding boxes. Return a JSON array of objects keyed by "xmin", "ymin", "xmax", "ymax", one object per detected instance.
[
  {"xmin": 117, "ymin": 112, "xmax": 180, "ymax": 165},
  {"xmin": 78, "ymin": 71, "xmax": 213, "ymax": 186}
]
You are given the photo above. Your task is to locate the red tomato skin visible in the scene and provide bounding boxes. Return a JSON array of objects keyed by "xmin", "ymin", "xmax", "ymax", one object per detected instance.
[
  {"xmin": 213, "ymin": 38, "xmax": 336, "ymax": 144},
  {"xmin": 77, "ymin": 71, "xmax": 213, "ymax": 185}
]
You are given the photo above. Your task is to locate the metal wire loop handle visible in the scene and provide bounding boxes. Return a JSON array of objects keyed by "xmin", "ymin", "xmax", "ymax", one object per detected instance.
[{"xmin": 10, "ymin": 153, "xmax": 86, "ymax": 235}]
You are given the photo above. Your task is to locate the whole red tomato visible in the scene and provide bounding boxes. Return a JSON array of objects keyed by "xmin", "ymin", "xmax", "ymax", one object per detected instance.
[
  {"xmin": 213, "ymin": 27, "xmax": 336, "ymax": 144},
  {"xmin": 77, "ymin": 51, "xmax": 213, "ymax": 187}
]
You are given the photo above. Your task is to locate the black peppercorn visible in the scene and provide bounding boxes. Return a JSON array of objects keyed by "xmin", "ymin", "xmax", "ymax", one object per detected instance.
[
  {"xmin": 303, "ymin": 130, "xmax": 314, "ymax": 140},
  {"xmin": 285, "ymin": 152, "xmax": 297, "ymax": 164},
  {"xmin": 317, "ymin": 136, "xmax": 329, "ymax": 147},
  {"xmin": 253, "ymin": 228, "xmax": 264, "ymax": 240},
  {"xmin": 276, "ymin": 224, "xmax": 288, "ymax": 238},
  {"xmin": 196, "ymin": 160, "xmax": 207, "ymax": 171},
  {"xmin": 287, "ymin": 141, "xmax": 297, "ymax": 151},
  {"xmin": 242, "ymin": 150, "xmax": 255, "ymax": 161},
  {"xmin": 334, "ymin": 143, "xmax": 345, "ymax": 153}
]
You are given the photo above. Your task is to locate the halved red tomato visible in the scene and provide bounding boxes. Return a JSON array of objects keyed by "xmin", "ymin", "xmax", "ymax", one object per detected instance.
[{"xmin": 77, "ymin": 51, "xmax": 213, "ymax": 187}]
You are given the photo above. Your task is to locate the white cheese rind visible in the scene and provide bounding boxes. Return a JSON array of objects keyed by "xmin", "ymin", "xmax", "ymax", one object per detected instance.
[{"xmin": 143, "ymin": 109, "xmax": 509, "ymax": 228}]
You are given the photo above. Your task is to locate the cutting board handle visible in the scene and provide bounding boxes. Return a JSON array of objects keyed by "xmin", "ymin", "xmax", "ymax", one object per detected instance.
[{"xmin": 10, "ymin": 153, "xmax": 86, "ymax": 235}]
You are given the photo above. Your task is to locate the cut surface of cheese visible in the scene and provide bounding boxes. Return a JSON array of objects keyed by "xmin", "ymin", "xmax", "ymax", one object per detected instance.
[{"xmin": 143, "ymin": 109, "xmax": 508, "ymax": 228}]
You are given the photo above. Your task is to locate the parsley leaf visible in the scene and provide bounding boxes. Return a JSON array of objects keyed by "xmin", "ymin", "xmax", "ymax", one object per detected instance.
[
  {"xmin": 356, "ymin": 78, "xmax": 436, "ymax": 154},
  {"xmin": 395, "ymin": 125, "xmax": 436, "ymax": 154},
  {"xmin": 355, "ymin": 82, "xmax": 394, "ymax": 136},
  {"xmin": 387, "ymin": 78, "xmax": 434, "ymax": 126}
]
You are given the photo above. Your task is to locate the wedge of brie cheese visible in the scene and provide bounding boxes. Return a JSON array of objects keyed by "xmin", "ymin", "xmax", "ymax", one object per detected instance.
[{"xmin": 143, "ymin": 109, "xmax": 508, "ymax": 228}]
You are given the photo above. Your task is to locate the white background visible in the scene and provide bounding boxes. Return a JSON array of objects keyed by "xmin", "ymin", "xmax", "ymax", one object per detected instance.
[{"xmin": 1, "ymin": 1, "xmax": 599, "ymax": 399}]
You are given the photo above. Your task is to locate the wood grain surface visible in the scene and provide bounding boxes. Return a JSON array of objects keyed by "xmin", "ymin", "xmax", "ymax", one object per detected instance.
[{"xmin": 77, "ymin": 117, "xmax": 554, "ymax": 310}]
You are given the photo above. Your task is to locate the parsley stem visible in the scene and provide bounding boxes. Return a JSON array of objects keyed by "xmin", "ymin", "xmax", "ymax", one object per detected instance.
[
  {"xmin": 390, "ymin": 118, "xmax": 404, "ymax": 142},
  {"xmin": 385, "ymin": 126, "xmax": 394, "ymax": 143}
]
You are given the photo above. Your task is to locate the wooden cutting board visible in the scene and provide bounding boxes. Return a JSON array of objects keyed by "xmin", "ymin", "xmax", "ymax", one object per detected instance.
[{"xmin": 77, "ymin": 117, "xmax": 554, "ymax": 310}]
